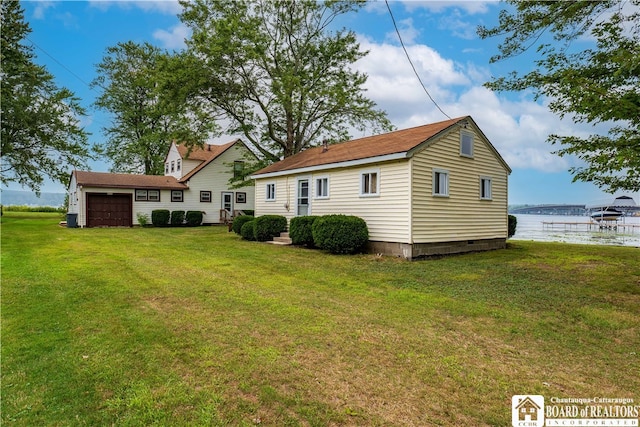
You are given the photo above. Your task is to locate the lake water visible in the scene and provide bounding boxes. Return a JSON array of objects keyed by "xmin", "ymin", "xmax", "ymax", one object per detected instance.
[{"xmin": 511, "ymin": 214, "xmax": 640, "ymax": 247}]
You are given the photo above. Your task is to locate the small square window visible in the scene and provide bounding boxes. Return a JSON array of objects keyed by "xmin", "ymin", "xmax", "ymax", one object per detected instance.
[
  {"xmin": 236, "ymin": 192, "xmax": 246, "ymax": 203},
  {"xmin": 315, "ymin": 177, "xmax": 329, "ymax": 199},
  {"xmin": 480, "ymin": 177, "xmax": 492, "ymax": 200},
  {"xmin": 460, "ymin": 131, "xmax": 474, "ymax": 157},
  {"xmin": 171, "ymin": 190, "xmax": 183, "ymax": 202},
  {"xmin": 266, "ymin": 183, "xmax": 276, "ymax": 201},
  {"xmin": 200, "ymin": 191, "xmax": 212, "ymax": 203},
  {"xmin": 360, "ymin": 171, "xmax": 379, "ymax": 196},
  {"xmin": 433, "ymin": 169, "xmax": 449, "ymax": 197}
]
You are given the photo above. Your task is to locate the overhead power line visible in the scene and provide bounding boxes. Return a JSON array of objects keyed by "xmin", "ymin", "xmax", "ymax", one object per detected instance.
[{"xmin": 384, "ymin": 0, "xmax": 451, "ymax": 120}]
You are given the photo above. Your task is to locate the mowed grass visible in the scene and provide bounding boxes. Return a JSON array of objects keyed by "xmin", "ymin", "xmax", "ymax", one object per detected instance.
[{"xmin": 2, "ymin": 212, "xmax": 639, "ymax": 426}]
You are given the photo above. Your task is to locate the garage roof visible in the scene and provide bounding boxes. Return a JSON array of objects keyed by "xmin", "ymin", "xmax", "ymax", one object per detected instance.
[{"xmin": 72, "ymin": 170, "xmax": 188, "ymax": 190}]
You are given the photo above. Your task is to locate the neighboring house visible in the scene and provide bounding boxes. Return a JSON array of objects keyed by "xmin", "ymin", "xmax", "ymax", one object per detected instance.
[
  {"xmin": 251, "ymin": 116, "xmax": 511, "ymax": 258},
  {"xmin": 68, "ymin": 139, "xmax": 255, "ymax": 227}
]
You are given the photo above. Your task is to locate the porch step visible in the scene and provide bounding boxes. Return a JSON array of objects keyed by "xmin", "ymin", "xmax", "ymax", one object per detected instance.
[{"xmin": 270, "ymin": 232, "xmax": 292, "ymax": 245}]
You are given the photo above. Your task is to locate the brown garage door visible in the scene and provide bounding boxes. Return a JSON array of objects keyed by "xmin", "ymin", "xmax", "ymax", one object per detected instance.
[{"xmin": 86, "ymin": 193, "xmax": 132, "ymax": 227}]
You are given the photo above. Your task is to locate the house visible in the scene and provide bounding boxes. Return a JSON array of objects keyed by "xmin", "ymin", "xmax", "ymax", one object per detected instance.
[
  {"xmin": 515, "ymin": 396, "xmax": 541, "ymax": 421},
  {"xmin": 68, "ymin": 139, "xmax": 255, "ymax": 227},
  {"xmin": 251, "ymin": 116, "xmax": 511, "ymax": 258}
]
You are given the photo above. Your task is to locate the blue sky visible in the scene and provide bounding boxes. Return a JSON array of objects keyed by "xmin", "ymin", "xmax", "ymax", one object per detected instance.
[{"xmin": 8, "ymin": 0, "xmax": 637, "ymax": 206}]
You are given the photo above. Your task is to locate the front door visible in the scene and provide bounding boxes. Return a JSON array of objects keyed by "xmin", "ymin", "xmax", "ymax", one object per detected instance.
[
  {"xmin": 297, "ymin": 179, "xmax": 309, "ymax": 216},
  {"xmin": 222, "ymin": 192, "xmax": 234, "ymax": 215}
]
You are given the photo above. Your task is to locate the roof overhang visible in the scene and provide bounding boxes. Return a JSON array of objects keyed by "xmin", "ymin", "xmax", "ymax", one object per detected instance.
[{"xmin": 250, "ymin": 152, "xmax": 409, "ymax": 180}]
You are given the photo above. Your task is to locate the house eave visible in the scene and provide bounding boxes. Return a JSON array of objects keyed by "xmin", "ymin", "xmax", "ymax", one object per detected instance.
[{"xmin": 250, "ymin": 152, "xmax": 409, "ymax": 180}]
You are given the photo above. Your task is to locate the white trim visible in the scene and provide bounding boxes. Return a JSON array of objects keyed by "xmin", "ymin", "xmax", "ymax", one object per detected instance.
[
  {"xmin": 432, "ymin": 168, "xmax": 449, "ymax": 197},
  {"xmin": 360, "ymin": 168, "xmax": 380, "ymax": 197},
  {"xmin": 479, "ymin": 176, "xmax": 492, "ymax": 200},
  {"xmin": 296, "ymin": 176, "xmax": 311, "ymax": 216},
  {"xmin": 460, "ymin": 130, "xmax": 474, "ymax": 158},
  {"xmin": 314, "ymin": 175, "xmax": 330, "ymax": 199},
  {"xmin": 265, "ymin": 182, "xmax": 276, "ymax": 202},
  {"xmin": 250, "ymin": 152, "xmax": 408, "ymax": 179}
]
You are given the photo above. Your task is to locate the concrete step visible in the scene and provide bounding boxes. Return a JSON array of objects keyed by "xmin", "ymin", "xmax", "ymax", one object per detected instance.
[{"xmin": 269, "ymin": 231, "xmax": 292, "ymax": 245}]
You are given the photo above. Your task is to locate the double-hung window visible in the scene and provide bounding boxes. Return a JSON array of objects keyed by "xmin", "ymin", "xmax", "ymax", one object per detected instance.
[
  {"xmin": 171, "ymin": 190, "xmax": 183, "ymax": 202},
  {"xmin": 135, "ymin": 189, "xmax": 160, "ymax": 202},
  {"xmin": 460, "ymin": 131, "xmax": 474, "ymax": 158},
  {"xmin": 360, "ymin": 170, "xmax": 379, "ymax": 196},
  {"xmin": 433, "ymin": 169, "xmax": 449, "ymax": 197},
  {"xmin": 265, "ymin": 183, "xmax": 276, "ymax": 201},
  {"xmin": 480, "ymin": 177, "xmax": 492, "ymax": 200},
  {"xmin": 315, "ymin": 177, "xmax": 329, "ymax": 199},
  {"xmin": 200, "ymin": 191, "xmax": 212, "ymax": 203}
]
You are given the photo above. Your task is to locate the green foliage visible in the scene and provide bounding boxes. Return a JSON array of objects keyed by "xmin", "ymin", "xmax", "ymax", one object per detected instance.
[
  {"xmin": 240, "ymin": 220, "xmax": 256, "ymax": 241},
  {"xmin": 136, "ymin": 212, "xmax": 150, "ymax": 227},
  {"xmin": 170, "ymin": 211, "xmax": 185, "ymax": 226},
  {"xmin": 289, "ymin": 216, "xmax": 318, "ymax": 246},
  {"xmin": 0, "ymin": 1, "xmax": 91, "ymax": 193},
  {"xmin": 508, "ymin": 215, "xmax": 517, "ymax": 239},
  {"xmin": 178, "ymin": 0, "xmax": 392, "ymax": 161},
  {"xmin": 254, "ymin": 215, "xmax": 288, "ymax": 242},
  {"xmin": 478, "ymin": 0, "xmax": 640, "ymax": 193},
  {"xmin": 232, "ymin": 215, "xmax": 255, "ymax": 235},
  {"xmin": 185, "ymin": 211, "xmax": 203, "ymax": 227},
  {"xmin": 2, "ymin": 205, "xmax": 65, "ymax": 213},
  {"xmin": 151, "ymin": 209, "xmax": 170, "ymax": 227},
  {"xmin": 312, "ymin": 215, "xmax": 368, "ymax": 254},
  {"xmin": 92, "ymin": 42, "xmax": 218, "ymax": 175}
]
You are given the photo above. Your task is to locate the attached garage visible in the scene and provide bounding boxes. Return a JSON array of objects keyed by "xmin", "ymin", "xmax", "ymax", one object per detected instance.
[{"xmin": 86, "ymin": 193, "xmax": 132, "ymax": 227}]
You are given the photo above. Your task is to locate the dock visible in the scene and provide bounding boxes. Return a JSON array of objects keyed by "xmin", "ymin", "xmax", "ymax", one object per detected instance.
[{"xmin": 542, "ymin": 220, "xmax": 640, "ymax": 233}]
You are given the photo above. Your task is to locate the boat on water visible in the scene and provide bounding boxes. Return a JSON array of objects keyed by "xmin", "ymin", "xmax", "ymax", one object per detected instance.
[{"xmin": 591, "ymin": 208, "xmax": 623, "ymax": 222}]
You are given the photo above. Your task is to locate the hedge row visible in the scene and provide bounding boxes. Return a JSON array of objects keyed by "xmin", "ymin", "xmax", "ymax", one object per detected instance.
[
  {"xmin": 234, "ymin": 214, "xmax": 369, "ymax": 255},
  {"xmin": 151, "ymin": 210, "xmax": 203, "ymax": 227}
]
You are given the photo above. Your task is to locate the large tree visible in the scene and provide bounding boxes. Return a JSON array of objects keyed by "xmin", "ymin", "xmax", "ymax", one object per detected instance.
[
  {"xmin": 479, "ymin": 0, "xmax": 640, "ymax": 193},
  {"xmin": 1, "ymin": 1, "xmax": 91, "ymax": 193},
  {"xmin": 92, "ymin": 42, "xmax": 219, "ymax": 175},
  {"xmin": 178, "ymin": 0, "xmax": 392, "ymax": 163}
]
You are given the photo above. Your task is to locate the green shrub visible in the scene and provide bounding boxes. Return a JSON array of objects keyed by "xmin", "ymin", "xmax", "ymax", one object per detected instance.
[
  {"xmin": 289, "ymin": 216, "xmax": 318, "ymax": 246},
  {"xmin": 312, "ymin": 215, "xmax": 369, "ymax": 254},
  {"xmin": 170, "ymin": 210, "xmax": 185, "ymax": 226},
  {"xmin": 185, "ymin": 211, "xmax": 203, "ymax": 227},
  {"xmin": 151, "ymin": 209, "xmax": 170, "ymax": 226},
  {"xmin": 136, "ymin": 212, "xmax": 150, "ymax": 227},
  {"xmin": 254, "ymin": 215, "xmax": 288, "ymax": 242},
  {"xmin": 508, "ymin": 214, "xmax": 517, "ymax": 238},
  {"xmin": 240, "ymin": 220, "xmax": 256, "ymax": 241},
  {"xmin": 232, "ymin": 215, "xmax": 255, "ymax": 235}
]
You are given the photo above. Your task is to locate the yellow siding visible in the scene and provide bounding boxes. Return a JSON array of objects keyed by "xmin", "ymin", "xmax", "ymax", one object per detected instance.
[
  {"xmin": 255, "ymin": 161, "xmax": 412, "ymax": 242},
  {"xmin": 411, "ymin": 127, "xmax": 509, "ymax": 243}
]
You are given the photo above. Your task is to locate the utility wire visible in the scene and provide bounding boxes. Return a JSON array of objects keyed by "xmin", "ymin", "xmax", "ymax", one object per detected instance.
[{"xmin": 384, "ymin": 0, "xmax": 451, "ymax": 120}]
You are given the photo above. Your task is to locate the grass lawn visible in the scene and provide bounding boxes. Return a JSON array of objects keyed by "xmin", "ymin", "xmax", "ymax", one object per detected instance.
[{"xmin": 2, "ymin": 212, "xmax": 639, "ymax": 426}]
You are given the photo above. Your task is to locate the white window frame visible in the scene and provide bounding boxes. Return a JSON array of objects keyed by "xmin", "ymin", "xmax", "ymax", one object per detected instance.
[
  {"xmin": 165, "ymin": 163, "xmax": 169, "ymax": 174},
  {"xmin": 480, "ymin": 176, "xmax": 492, "ymax": 200},
  {"xmin": 200, "ymin": 190, "xmax": 212, "ymax": 203},
  {"xmin": 177, "ymin": 159, "xmax": 181, "ymax": 172},
  {"xmin": 135, "ymin": 189, "xmax": 160, "ymax": 202},
  {"xmin": 360, "ymin": 169, "xmax": 380, "ymax": 197},
  {"xmin": 314, "ymin": 176, "xmax": 329, "ymax": 199},
  {"xmin": 171, "ymin": 190, "xmax": 183, "ymax": 202},
  {"xmin": 432, "ymin": 168, "xmax": 449, "ymax": 197},
  {"xmin": 265, "ymin": 182, "xmax": 276, "ymax": 201},
  {"xmin": 460, "ymin": 130, "xmax": 474, "ymax": 158},
  {"xmin": 171, "ymin": 161, "xmax": 175, "ymax": 173}
]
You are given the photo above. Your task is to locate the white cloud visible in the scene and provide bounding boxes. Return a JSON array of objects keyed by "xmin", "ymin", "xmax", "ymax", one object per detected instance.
[
  {"xmin": 88, "ymin": 0, "xmax": 182, "ymax": 15},
  {"xmin": 403, "ymin": 1, "xmax": 493, "ymax": 16},
  {"xmin": 32, "ymin": 1, "xmax": 55, "ymax": 19},
  {"xmin": 385, "ymin": 17, "xmax": 420, "ymax": 45},
  {"xmin": 153, "ymin": 24, "xmax": 190, "ymax": 50}
]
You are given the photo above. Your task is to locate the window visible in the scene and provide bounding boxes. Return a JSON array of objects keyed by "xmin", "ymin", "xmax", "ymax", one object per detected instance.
[
  {"xmin": 360, "ymin": 170, "xmax": 379, "ymax": 196},
  {"xmin": 265, "ymin": 183, "xmax": 276, "ymax": 201},
  {"xmin": 200, "ymin": 191, "xmax": 212, "ymax": 203},
  {"xmin": 177, "ymin": 159, "xmax": 181, "ymax": 171},
  {"xmin": 171, "ymin": 161, "xmax": 175, "ymax": 173},
  {"xmin": 171, "ymin": 190, "xmax": 183, "ymax": 202},
  {"xmin": 135, "ymin": 189, "xmax": 160, "ymax": 202},
  {"xmin": 433, "ymin": 169, "xmax": 449, "ymax": 197},
  {"xmin": 236, "ymin": 192, "xmax": 246, "ymax": 203},
  {"xmin": 315, "ymin": 177, "xmax": 329, "ymax": 199},
  {"xmin": 233, "ymin": 161, "xmax": 245, "ymax": 179},
  {"xmin": 165, "ymin": 163, "xmax": 169, "ymax": 174},
  {"xmin": 480, "ymin": 177, "xmax": 492, "ymax": 200},
  {"xmin": 460, "ymin": 131, "xmax": 474, "ymax": 157}
]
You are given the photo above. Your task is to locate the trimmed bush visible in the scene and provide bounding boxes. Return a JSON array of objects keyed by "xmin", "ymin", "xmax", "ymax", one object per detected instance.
[
  {"xmin": 170, "ymin": 210, "xmax": 185, "ymax": 226},
  {"xmin": 232, "ymin": 215, "xmax": 255, "ymax": 235},
  {"xmin": 254, "ymin": 215, "xmax": 288, "ymax": 242},
  {"xmin": 312, "ymin": 214, "xmax": 369, "ymax": 254},
  {"xmin": 508, "ymin": 214, "xmax": 517, "ymax": 238},
  {"xmin": 289, "ymin": 216, "xmax": 318, "ymax": 246},
  {"xmin": 185, "ymin": 211, "xmax": 203, "ymax": 227},
  {"xmin": 240, "ymin": 220, "xmax": 256, "ymax": 241},
  {"xmin": 151, "ymin": 209, "xmax": 170, "ymax": 227}
]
